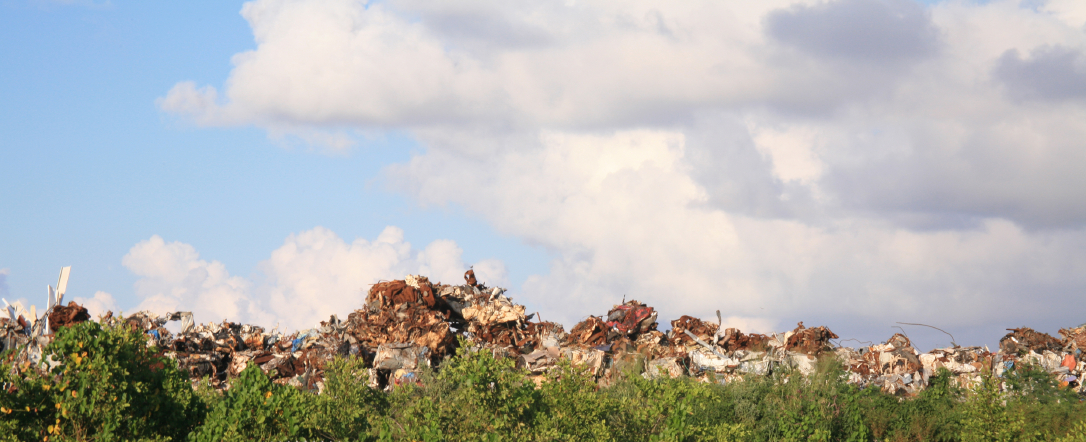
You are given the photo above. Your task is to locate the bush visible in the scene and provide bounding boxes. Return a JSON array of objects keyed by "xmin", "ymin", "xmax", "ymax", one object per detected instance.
[
  {"xmin": 1003, "ymin": 361, "xmax": 1086, "ymax": 441},
  {"xmin": 375, "ymin": 343, "xmax": 539, "ymax": 442},
  {"xmin": 0, "ymin": 320, "xmax": 202, "ymax": 441},
  {"xmin": 532, "ymin": 359, "xmax": 615, "ymax": 441},
  {"xmin": 960, "ymin": 372, "xmax": 1027, "ymax": 442},
  {"xmin": 603, "ymin": 369, "xmax": 746, "ymax": 441},
  {"xmin": 860, "ymin": 368, "xmax": 962, "ymax": 441},
  {"xmin": 721, "ymin": 358, "xmax": 866, "ymax": 442},
  {"xmin": 7, "ymin": 325, "xmax": 1086, "ymax": 441},
  {"xmin": 188, "ymin": 363, "xmax": 314, "ymax": 442},
  {"xmin": 307, "ymin": 356, "xmax": 387, "ymax": 441}
]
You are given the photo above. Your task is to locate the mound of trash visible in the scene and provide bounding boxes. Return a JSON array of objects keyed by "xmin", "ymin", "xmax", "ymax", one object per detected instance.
[{"xmin": 3, "ymin": 267, "xmax": 1084, "ymax": 396}]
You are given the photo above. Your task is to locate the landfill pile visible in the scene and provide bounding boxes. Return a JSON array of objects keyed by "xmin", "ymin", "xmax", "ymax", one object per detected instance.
[{"xmin": 3, "ymin": 267, "xmax": 1085, "ymax": 397}]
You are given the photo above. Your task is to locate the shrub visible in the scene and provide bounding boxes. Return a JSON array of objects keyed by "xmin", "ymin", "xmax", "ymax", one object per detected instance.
[
  {"xmin": 959, "ymin": 372, "xmax": 1026, "ymax": 442},
  {"xmin": 766, "ymin": 359, "xmax": 867, "ymax": 442},
  {"xmin": 860, "ymin": 368, "xmax": 962, "ymax": 442},
  {"xmin": 603, "ymin": 369, "xmax": 747, "ymax": 441},
  {"xmin": 1003, "ymin": 361, "xmax": 1086, "ymax": 441},
  {"xmin": 307, "ymin": 356, "xmax": 387, "ymax": 441},
  {"xmin": 0, "ymin": 320, "xmax": 202, "ymax": 441},
  {"xmin": 532, "ymin": 359, "xmax": 615, "ymax": 441},
  {"xmin": 188, "ymin": 363, "xmax": 314, "ymax": 442},
  {"xmin": 375, "ymin": 343, "xmax": 539, "ymax": 442},
  {"xmin": 7, "ymin": 324, "xmax": 1086, "ymax": 441}
]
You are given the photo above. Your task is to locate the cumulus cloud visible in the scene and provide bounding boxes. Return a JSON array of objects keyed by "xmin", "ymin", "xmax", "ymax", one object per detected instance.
[
  {"xmin": 161, "ymin": 0, "xmax": 849, "ymax": 128},
  {"xmin": 72, "ymin": 291, "xmax": 117, "ymax": 319},
  {"xmin": 257, "ymin": 226, "xmax": 476, "ymax": 329},
  {"xmin": 388, "ymin": 129, "xmax": 1086, "ymax": 342},
  {"xmin": 157, "ymin": 81, "xmax": 227, "ymax": 126},
  {"xmin": 161, "ymin": 0, "xmax": 1086, "ymax": 347},
  {"xmin": 124, "ymin": 235, "xmax": 266, "ymax": 325},
  {"xmin": 1042, "ymin": 0, "xmax": 1086, "ymax": 29},
  {"xmin": 765, "ymin": 0, "xmax": 941, "ymax": 63},
  {"xmin": 994, "ymin": 45, "xmax": 1086, "ymax": 102},
  {"xmin": 122, "ymin": 227, "xmax": 504, "ymax": 330},
  {"xmin": 470, "ymin": 259, "xmax": 510, "ymax": 289}
]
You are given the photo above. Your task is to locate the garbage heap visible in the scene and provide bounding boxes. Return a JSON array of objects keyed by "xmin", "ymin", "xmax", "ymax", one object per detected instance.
[
  {"xmin": 1, "ymin": 303, "xmax": 91, "ymax": 357},
  {"xmin": 3, "ymin": 269, "xmax": 1085, "ymax": 397},
  {"xmin": 643, "ymin": 317, "xmax": 841, "ymax": 386},
  {"xmin": 552, "ymin": 312, "xmax": 1086, "ymax": 398},
  {"xmin": 1, "ymin": 264, "xmax": 92, "ymax": 367},
  {"xmin": 103, "ymin": 271, "xmax": 571, "ymax": 392}
]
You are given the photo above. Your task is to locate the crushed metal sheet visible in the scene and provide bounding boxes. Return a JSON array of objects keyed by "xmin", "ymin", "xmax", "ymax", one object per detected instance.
[{"xmin": 1000, "ymin": 327, "xmax": 1062, "ymax": 355}]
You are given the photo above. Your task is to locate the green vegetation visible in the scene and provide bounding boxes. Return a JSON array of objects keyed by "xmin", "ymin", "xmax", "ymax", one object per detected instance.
[
  {"xmin": 2, "ymin": 323, "xmax": 1084, "ymax": 441},
  {"xmin": 0, "ymin": 320, "xmax": 202, "ymax": 441}
]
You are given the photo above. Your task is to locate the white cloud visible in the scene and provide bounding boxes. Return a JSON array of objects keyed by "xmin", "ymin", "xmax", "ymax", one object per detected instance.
[
  {"xmin": 72, "ymin": 291, "xmax": 117, "ymax": 319},
  {"xmin": 124, "ymin": 235, "xmax": 265, "ymax": 326},
  {"xmin": 160, "ymin": 0, "xmax": 826, "ymax": 129},
  {"xmin": 718, "ymin": 316, "xmax": 779, "ymax": 335},
  {"xmin": 389, "ymin": 130, "xmax": 1086, "ymax": 337},
  {"xmin": 261, "ymin": 226, "xmax": 425, "ymax": 329},
  {"xmin": 121, "ymin": 227, "xmax": 500, "ymax": 330},
  {"xmin": 157, "ymin": 81, "xmax": 226, "ymax": 126},
  {"xmin": 160, "ymin": 0, "xmax": 1086, "ymax": 344},
  {"xmin": 1042, "ymin": 0, "xmax": 1086, "ymax": 29},
  {"xmin": 159, "ymin": 0, "xmax": 1086, "ymax": 226},
  {"xmin": 748, "ymin": 122, "xmax": 825, "ymax": 185},
  {"xmin": 470, "ymin": 259, "xmax": 510, "ymax": 289}
]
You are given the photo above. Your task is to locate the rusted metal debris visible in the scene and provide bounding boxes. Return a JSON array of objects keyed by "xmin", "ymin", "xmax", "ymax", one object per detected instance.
[
  {"xmin": 785, "ymin": 322, "xmax": 839, "ymax": 356},
  {"xmin": 670, "ymin": 315, "xmax": 718, "ymax": 347},
  {"xmin": 4, "ymin": 268, "xmax": 1086, "ymax": 397},
  {"xmin": 568, "ymin": 316, "xmax": 609, "ymax": 347},
  {"xmin": 1000, "ymin": 327, "xmax": 1062, "ymax": 354},
  {"xmin": 464, "ymin": 268, "xmax": 478, "ymax": 288},
  {"xmin": 47, "ymin": 302, "xmax": 91, "ymax": 333},
  {"xmin": 1060, "ymin": 325, "xmax": 1086, "ymax": 351}
]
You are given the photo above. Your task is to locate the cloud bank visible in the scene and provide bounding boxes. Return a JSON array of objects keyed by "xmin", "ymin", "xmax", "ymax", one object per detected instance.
[{"xmin": 161, "ymin": 0, "xmax": 1086, "ymax": 347}]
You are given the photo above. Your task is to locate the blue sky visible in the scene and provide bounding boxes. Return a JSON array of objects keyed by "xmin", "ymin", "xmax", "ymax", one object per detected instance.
[
  {"xmin": 1, "ymin": 0, "xmax": 547, "ymax": 317},
  {"xmin": 3, "ymin": 0, "xmax": 1086, "ymax": 350}
]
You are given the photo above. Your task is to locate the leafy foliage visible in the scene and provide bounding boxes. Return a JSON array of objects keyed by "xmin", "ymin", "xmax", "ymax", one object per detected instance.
[
  {"xmin": 4, "ymin": 330, "xmax": 1086, "ymax": 441},
  {"xmin": 1, "ymin": 320, "xmax": 201, "ymax": 441},
  {"xmin": 375, "ymin": 343, "xmax": 539, "ymax": 441},
  {"xmin": 188, "ymin": 363, "xmax": 314, "ymax": 442},
  {"xmin": 603, "ymin": 371, "xmax": 747, "ymax": 441},
  {"xmin": 307, "ymin": 356, "xmax": 386, "ymax": 440},
  {"xmin": 532, "ymin": 359, "xmax": 614, "ymax": 441}
]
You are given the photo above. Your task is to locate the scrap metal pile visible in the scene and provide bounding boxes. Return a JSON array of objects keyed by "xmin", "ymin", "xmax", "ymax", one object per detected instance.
[{"xmin": 3, "ymin": 268, "xmax": 1085, "ymax": 397}]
